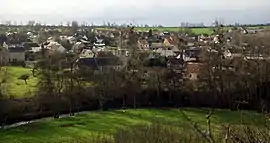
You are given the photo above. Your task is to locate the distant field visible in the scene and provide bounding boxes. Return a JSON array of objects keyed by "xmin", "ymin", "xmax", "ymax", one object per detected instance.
[
  {"xmin": 95, "ymin": 27, "xmax": 213, "ymax": 34},
  {"xmin": 0, "ymin": 108, "xmax": 264, "ymax": 143},
  {"xmin": 96, "ymin": 26, "xmax": 270, "ymax": 35},
  {"xmin": 136, "ymin": 27, "xmax": 214, "ymax": 34}
]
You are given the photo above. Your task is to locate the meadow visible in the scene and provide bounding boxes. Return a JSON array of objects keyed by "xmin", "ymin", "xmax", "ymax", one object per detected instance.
[
  {"xmin": 0, "ymin": 108, "xmax": 264, "ymax": 143},
  {"xmin": 1, "ymin": 66, "xmax": 38, "ymax": 98}
]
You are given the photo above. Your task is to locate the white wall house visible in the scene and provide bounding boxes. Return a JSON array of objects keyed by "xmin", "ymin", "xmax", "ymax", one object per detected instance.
[
  {"xmin": 153, "ymin": 46, "xmax": 179, "ymax": 57},
  {"xmin": 3, "ymin": 42, "xmax": 26, "ymax": 62},
  {"xmin": 45, "ymin": 41, "xmax": 66, "ymax": 53},
  {"xmin": 9, "ymin": 51, "xmax": 25, "ymax": 62},
  {"xmin": 94, "ymin": 39, "xmax": 106, "ymax": 47}
]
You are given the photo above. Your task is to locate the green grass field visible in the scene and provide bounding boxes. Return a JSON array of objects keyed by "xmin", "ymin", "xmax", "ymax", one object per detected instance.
[
  {"xmin": 2, "ymin": 66, "xmax": 96, "ymax": 98},
  {"xmin": 135, "ymin": 27, "xmax": 214, "ymax": 35},
  {"xmin": 0, "ymin": 108, "xmax": 264, "ymax": 143},
  {"xmin": 2, "ymin": 66, "xmax": 38, "ymax": 98},
  {"xmin": 96, "ymin": 26, "xmax": 270, "ymax": 35}
]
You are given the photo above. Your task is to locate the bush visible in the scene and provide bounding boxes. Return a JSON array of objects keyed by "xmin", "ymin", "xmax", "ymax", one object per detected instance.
[
  {"xmin": 97, "ymin": 123, "xmax": 209, "ymax": 143},
  {"xmin": 96, "ymin": 119, "xmax": 270, "ymax": 143},
  {"xmin": 224, "ymin": 125, "xmax": 270, "ymax": 143}
]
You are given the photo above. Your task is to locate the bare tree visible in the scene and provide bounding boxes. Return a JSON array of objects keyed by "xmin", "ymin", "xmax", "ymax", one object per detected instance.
[
  {"xmin": 71, "ymin": 21, "xmax": 79, "ymax": 34},
  {"xmin": 18, "ymin": 74, "xmax": 30, "ymax": 85}
]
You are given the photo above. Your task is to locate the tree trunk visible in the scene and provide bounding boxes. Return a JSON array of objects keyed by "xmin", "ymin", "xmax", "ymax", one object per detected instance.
[
  {"xmin": 54, "ymin": 111, "xmax": 59, "ymax": 119},
  {"xmin": 69, "ymin": 107, "xmax": 72, "ymax": 116},
  {"xmin": 1, "ymin": 116, "xmax": 7, "ymax": 129},
  {"xmin": 169, "ymin": 89, "xmax": 172, "ymax": 102},
  {"xmin": 122, "ymin": 94, "xmax": 126, "ymax": 108},
  {"xmin": 133, "ymin": 94, "xmax": 136, "ymax": 108}
]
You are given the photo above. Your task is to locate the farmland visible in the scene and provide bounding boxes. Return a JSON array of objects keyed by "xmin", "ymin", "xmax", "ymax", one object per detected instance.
[
  {"xmin": 0, "ymin": 108, "xmax": 264, "ymax": 143},
  {"xmin": 95, "ymin": 26, "xmax": 270, "ymax": 35},
  {"xmin": 95, "ymin": 27, "xmax": 214, "ymax": 34}
]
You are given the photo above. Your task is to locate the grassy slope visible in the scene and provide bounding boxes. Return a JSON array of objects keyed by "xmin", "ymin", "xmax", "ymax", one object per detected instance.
[
  {"xmin": 0, "ymin": 108, "xmax": 264, "ymax": 143},
  {"xmin": 5, "ymin": 67, "xmax": 38, "ymax": 98}
]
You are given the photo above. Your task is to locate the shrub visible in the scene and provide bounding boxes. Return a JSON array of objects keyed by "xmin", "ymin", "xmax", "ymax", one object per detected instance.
[
  {"xmin": 96, "ymin": 119, "xmax": 270, "ymax": 143},
  {"xmin": 97, "ymin": 123, "xmax": 209, "ymax": 143}
]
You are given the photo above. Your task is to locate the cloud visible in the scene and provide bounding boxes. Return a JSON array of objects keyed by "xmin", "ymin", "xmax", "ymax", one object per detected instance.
[{"xmin": 0, "ymin": 0, "xmax": 269, "ymax": 25}]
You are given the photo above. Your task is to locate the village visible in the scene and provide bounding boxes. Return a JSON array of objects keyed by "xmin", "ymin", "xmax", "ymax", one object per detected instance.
[
  {"xmin": 1, "ymin": 0, "xmax": 270, "ymax": 141},
  {"xmin": 0, "ymin": 24, "xmax": 269, "ymax": 81}
]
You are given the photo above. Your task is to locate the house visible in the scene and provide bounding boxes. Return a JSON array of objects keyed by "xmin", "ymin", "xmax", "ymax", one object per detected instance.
[
  {"xmin": 244, "ymin": 55, "xmax": 267, "ymax": 61},
  {"xmin": 106, "ymin": 47, "xmax": 128, "ymax": 57},
  {"xmin": 94, "ymin": 39, "xmax": 106, "ymax": 47},
  {"xmin": 2, "ymin": 42, "xmax": 26, "ymax": 63},
  {"xmin": 6, "ymin": 46, "xmax": 25, "ymax": 63},
  {"xmin": 76, "ymin": 56, "xmax": 122, "ymax": 72},
  {"xmin": 163, "ymin": 36, "xmax": 179, "ymax": 46},
  {"xmin": 181, "ymin": 47, "xmax": 203, "ymax": 62},
  {"xmin": 240, "ymin": 27, "xmax": 258, "ymax": 34},
  {"xmin": 163, "ymin": 32, "xmax": 171, "ymax": 36},
  {"xmin": 0, "ymin": 34, "xmax": 7, "ymax": 46},
  {"xmin": 137, "ymin": 39, "xmax": 149, "ymax": 50},
  {"xmin": 72, "ymin": 42, "xmax": 87, "ymax": 53},
  {"xmin": 198, "ymin": 34, "xmax": 212, "ymax": 43},
  {"xmin": 44, "ymin": 41, "xmax": 66, "ymax": 53},
  {"xmin": 167, "ymin": 57, "xmax": 184, "ymax": 73},
  {"xmin": 23, "ymin": 42, "xmax": 41, "ymax": 52},
  {"xmin": 23, "ymin": 42, "xmax": 41, "ymax": 61},
  {"xmin": 148, "ymin": 41, "xmax": 179, "ymax": 57},
  {"xmin": 187, "ymin": 42, "xmax": 195, "ymax": 47},
  {"xmin": 154, "ymin": 46, "xmax": 179, "ymax": 57},
  {"xmin": 79, "ymin": 49, "xmax": 95, "ymax": 58},
  {"xmin": 213, "ymin": 35, "xmax": 221, "ymax": 43},
  {"xmin": 66, "ymin": 36, "xmax": 77, "ymax": 43},
  {"xmin": 8, "ymin": 46, "xmax": 26, "ymax": 62},
  {"xmin": 163, "ymin": 37, "xmax": 173, "ymax": 46},
  {"xmin": 185, "ymin": 62, "xmax": 204, "ymax": 80}
]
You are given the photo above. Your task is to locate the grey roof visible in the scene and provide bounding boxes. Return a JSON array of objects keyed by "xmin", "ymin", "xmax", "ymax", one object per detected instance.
[
  {"xmin": 23, "ymin": 42, "xmax": 39, "ymax": 49},
  {"xmin": 96, "ymin": 39, "xmax": 104, "ymax": 43},
  {"xmin": 79, "ymin": 39, "xmax": 90, "ymax": 44},
  {"xmin": 76, "ymin": 57, "xmax": 121, "ymax": 69},
  {"xmin": 8, "ymin": 46, "xmax": 25, "ymax": 53}
]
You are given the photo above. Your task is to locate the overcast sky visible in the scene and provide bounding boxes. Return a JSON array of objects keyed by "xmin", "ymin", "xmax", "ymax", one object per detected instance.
[{"xmin": 0, "ymin": 0, "xmax": 269, "ymax": 26}]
